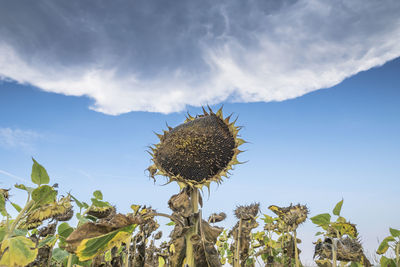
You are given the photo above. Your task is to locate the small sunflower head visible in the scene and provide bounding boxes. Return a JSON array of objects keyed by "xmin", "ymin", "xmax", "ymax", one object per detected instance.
[
  {"xmin": 147, "ymin": 106, "xmax": 245, "ymax": 189},
  {"xmin": 269, "ymin": 204, "xmax": 308, "ymax": 231},
  {"xmin": 234, "ymin": 203, "xmax": 259, "ymax": 220}
]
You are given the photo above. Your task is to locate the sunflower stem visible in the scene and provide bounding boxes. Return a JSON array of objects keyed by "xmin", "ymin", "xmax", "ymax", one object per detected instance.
[
  {"xmin": 124, "ymin": 234, "xmax": 132, "ymax": 267},
  {"xmin": 293, "ymin": 230, "xmax": 300, "ymax": 267},
  {"xmin": 234, "ymin": 218, "xmax": 243, "ymax": 267},
  {"xmin": 332, "ymin": 238, "xmax": 337, "ymax": 267},
  {"xmin": 185, "ymin": 188, "xmax": 199, "ymax": 267},
  {"xmin": 67, "ymin": 253, "xmax": 73, "ymax": 267}
]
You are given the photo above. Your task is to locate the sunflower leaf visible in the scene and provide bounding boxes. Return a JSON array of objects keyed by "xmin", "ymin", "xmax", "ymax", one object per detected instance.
[
  {"xmin": 76, "ymin": 224, "xmax": 137, "ymax": 261},
  {"xmin": 31, "ymin": 158, "xmax": 50, "ymax": 186},
  {"xmin": 0, "ymin": 236, "xmax": 38, "ymax": 266},
  {"xmin": 332, "ymin": 199, "xmax": 343, "ymax": 216}
]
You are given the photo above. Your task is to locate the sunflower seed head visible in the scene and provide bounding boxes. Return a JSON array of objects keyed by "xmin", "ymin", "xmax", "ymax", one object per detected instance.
[{"xmin": 234, "ymin": 203, "xmax": 259, "ymax": 220}]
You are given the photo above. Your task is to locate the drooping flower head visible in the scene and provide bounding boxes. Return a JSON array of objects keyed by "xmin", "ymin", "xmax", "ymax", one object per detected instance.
[
  {"xmin": 234, "ymin": 203, "xmax": 260, "ymax": 220},
  {"xmin": 269, "ymin": 204, "xmax": 309, "ymax": 231},
  {"xmin": 147, "ymin": 107, "xmax": 245, "ymax": 189}
]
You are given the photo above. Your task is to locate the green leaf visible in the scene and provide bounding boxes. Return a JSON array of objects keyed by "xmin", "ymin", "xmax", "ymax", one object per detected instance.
[
  {"xmin": 91, "ymin": 198, "xmax": 110, "ymax": 208},
  {"xmin": 166, "ymin": 221, "xmax": 175, "ymax": 226},
  {"xmin": 0, "ymin": 227, "xmax": 6, "ymax": 242},
  {"xmin": 39, "ymin": 235, "xmax": 58, "ymax": 248},
  {"xmin": 58, "ymin": 222, "xmax": 74, "ymax": 239},
  {"xmin": 389, "ymin": 228, "xmax": 400, "ymax": 237},
  {"xmin": 380, "ymin": 255, "xmax": 397, "ymax": 267},
  {"xmin": 76, "ymin": 213, "xmax": 90, "ymax": 225},
  {"xmin": 349, "ymin": 262, "xmax": 363, "ymax": 267},
  {"xmin": 0, "ymin": 194, "xmax": 6, "ymax": 216},
  {"xmin": 13, "ymin": 229, "xmax": 28, "ymax": 237},
  {"xmin": 336, "ymin": 216, "xmax": 346, "ymax": 223},
  {"xmin": 310, "ymin": 213, "xmax": 331, "ymax": 226},
  {"xmin": 31, "ymin": 158, "xmax": 50, "ymax": 185},
  {"xmin": 333, "ymin": 199, "xmax": 343, "ymax": 216},
  {"xmin": 93, "ymin": 190, "xmax": 103, "ymax": 200},
  {"xmin": 70, "ymin": 195, "xmax": 84, "ymax": 209},
  {"xmin": 315, "ymin": 231, "xmax": 324, "ymax": 236},
  {"xmin": 52, "ymin": 248, "xmax": 69, "ymax": 263},
  {"xmin": 0, "ymin": 236, "xmax": 38, "ymax": 266},
  {"xmin": 32, "ymin": 185, "xmax": 57, "ymax": 206},
  {"xmin": 377, "ymin": 236, "xmax": 396, "ymax": 255},
  {"xmin": 263, "ymin": 214, "xmax": 274, "ymax": 224},
  {"xmin": 14, "ymin": 184, "xmax": 34, "ymax": 193},
  {"xmin": 10, "ymin": 202, "xmax": 22, "ymax": 212},
  {"xmin": 76, "ymin": 224, "xmax": 137, "ymax": 261}
]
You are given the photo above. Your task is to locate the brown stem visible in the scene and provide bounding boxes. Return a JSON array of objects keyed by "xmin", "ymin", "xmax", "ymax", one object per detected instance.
[
  {"xmin": 234, "ymin": 218, "xmax": 243, "ymax": 267},
  {"xmin": 332, "ymin": 238, "xmax": 337, "ymax": 267},
  {"xmin": 185, "ymin": 188, "xmax": 199, "ymax": 267}
]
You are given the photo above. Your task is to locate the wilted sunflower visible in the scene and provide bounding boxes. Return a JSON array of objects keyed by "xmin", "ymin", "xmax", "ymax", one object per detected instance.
[
  {"xmin": 314, "ymin": 237, "xmax": 371, "ymax": 265},
  {"xmin": 269, "ymin": 204, "xmax": 308, "ymax": 231},
  {"xmin": 234, "ymin": 203, "xmax": 259, "ymax": 220},
  {"xmin": 147, "ymin": 107, "xmax": 244, "ymax": 188}
]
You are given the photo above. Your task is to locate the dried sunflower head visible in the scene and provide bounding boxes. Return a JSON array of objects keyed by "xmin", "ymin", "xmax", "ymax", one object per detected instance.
[
  {"xmin": 147, "ymin": 107, "xmax": 244, "ymax": 188},
  {"xmin": 87, "ymin": 206, "xmax": 115, "ymax": 219},
  {"xmin": 314, "ymin": 237, "xmax": 369, "ymax": 264},
  {"xmin": 234, "ymin": 203, "xmax": 259, "ymax": 220},
  {"xmin": 208, "ymin": 212, "xmax": 227, "ymax": 223},
  {"xmin": 269, "ymin": 204, "xmax": 308, "ymax": 231}
]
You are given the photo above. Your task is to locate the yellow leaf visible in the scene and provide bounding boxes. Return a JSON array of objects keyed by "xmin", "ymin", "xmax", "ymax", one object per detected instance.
[
  {"xmin": 130, "ymin": 204, "xmax": 141, "ymax": 215},
  {"xmin": 169, "ymin": 243, "xmax": 175, "ymax": 254},
  {"xmin": 0, "ymin": 236, "xmax": 38, "ymax": 266},
  {"xmin": 158, "ymin": 256, "xmax": 165, "ymax": 267},
  {"xmin": 76, "ymin": 224, "xmax": 136, "ymax": 261}
]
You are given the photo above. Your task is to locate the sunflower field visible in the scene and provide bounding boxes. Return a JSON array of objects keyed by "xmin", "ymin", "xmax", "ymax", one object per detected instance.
[{"xmin": 0, "ymin": 108, "xmax": 399, "ymax": 267}]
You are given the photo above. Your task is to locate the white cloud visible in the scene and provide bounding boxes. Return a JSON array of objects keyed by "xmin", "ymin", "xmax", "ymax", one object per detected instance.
[
  {"xmin": 0, "ymin": 128, "xmax": 41, "ymax": 151},
  {"xmin": 0, "ymin": 0, "xmax": 399, "ymax": 114}
]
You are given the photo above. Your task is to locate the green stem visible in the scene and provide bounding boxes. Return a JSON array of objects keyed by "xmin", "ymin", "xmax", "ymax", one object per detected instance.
[
  {"xmin": 67, "ymin": 253, "xmax": 73, "ymax": 267},
  {"xmin": 293, "ymin": 230, "xmax": 300, "ymax": 267},
  {"xmin": 185, "ymin": 188, "xmax": 199, "ymax": 267},
  {"xmin": 396, "ymin": 242, "xmax": 399, "ymax": 266},
  {"xmin": 4, "ymin": 199, "xmax": 34, "ymax": 240}
]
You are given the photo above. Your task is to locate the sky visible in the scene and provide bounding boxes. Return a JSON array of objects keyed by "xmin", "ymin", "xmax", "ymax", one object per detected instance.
[{"xmin": 1, "ymin": 0, "xmax": 400, "ymax": 265}]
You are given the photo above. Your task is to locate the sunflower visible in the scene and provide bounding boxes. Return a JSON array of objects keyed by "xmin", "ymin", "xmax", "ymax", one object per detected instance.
[
  {"xmin": 269, "ymin": 204, "xmax": 308, "ymax": 231},
  {"xmin": 147, "ymin": 107, "xmax": 244, "ymax": 189},
  {"xmin": 234, "ymin": 203, "xmax": 259, "ymax": 220}
]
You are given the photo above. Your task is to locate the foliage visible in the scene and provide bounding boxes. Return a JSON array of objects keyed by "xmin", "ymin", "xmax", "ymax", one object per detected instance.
[
  {"xmin": 311, "ymin": 199, "xmax": 371, "ymax": 266},
  {"xmin": 376, "ymin": 228, "xmax": 400, "ymax": 266},
  {"xmin": 0, "ymin": 159, "xmax": 395, "ymax": 267}
]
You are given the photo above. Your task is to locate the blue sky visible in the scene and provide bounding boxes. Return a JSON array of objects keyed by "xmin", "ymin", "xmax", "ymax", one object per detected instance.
[{"xmin": 1, "ymin": 0, "xmax": 400, "ymax": 264}]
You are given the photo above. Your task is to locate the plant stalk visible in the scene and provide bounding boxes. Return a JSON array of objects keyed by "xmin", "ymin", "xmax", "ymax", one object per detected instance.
[
  {"xmin": 4, "ymin": 199, "xmax": 34, "ymax": 240},
  {"xmin": 234, "ymin": 218, "xmax": 243, "ymax": 267},
  {"xmin": 67, "ymin": 253, "xmax": 73, "ymax": 267},
  {"xmin": 293, "ymin": 230, "xmax": 300, "ymax": 267},
  {"xmin": 396, "ymin": 241, "xmax": 399, "ymax": 267},
  {"xmin": 185, "ymin": 188, "xmax": 199, "ymax": 267},
  {"xmin": 332, "ymin": 238, "xmax": 337, "ymax": 267},
  {"xmin": 125, "ymin": 235, "xmax": 132, "ymax": 267}
]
